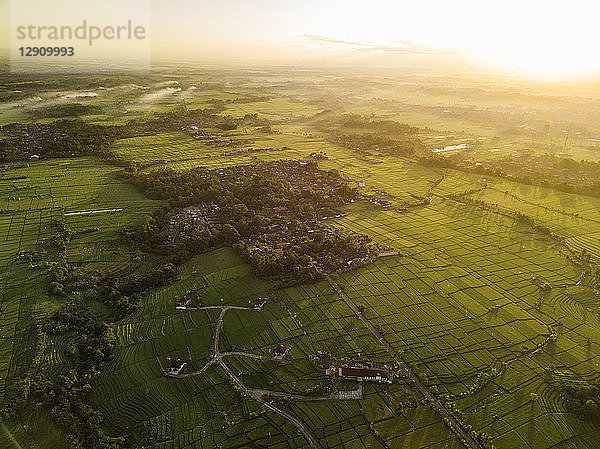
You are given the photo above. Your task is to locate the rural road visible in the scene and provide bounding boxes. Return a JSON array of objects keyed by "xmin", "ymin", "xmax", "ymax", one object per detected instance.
[
  {"xmin": 220, "ymin": 355, "xmax": 323, "ymax": 449},
  {"xmin": 167, "ymin": 304, "xmax": 323, "ymax": 449},
  {"xmin": 326, "ymin": 275, "xmax": 481, "ymax": 449},
  {"xmin": 166, "ymin": 294, "xmax": 479, "ymax": 448}
]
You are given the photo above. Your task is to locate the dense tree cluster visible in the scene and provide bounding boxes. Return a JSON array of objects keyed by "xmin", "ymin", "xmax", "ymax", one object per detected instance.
[
  {"xmin": 239, "ymin": 227, "xmax": 370, "ymax": 283},
  {"xmin": 25, "ymin": 303, "xmax": 123, "ymax": 448},
  {"xmin": 337, "ymin": 113, "xmax": 420, "ymax": 135},
  {"xmin": 128, "ymin": 160, "xmax": 353, "ymax": 213},
  {"xmin": 98, "ymin": 263, "xmax": 177, "ymax": 315},
  {"xmin": 0, "ymin": 119, "xmax": 116, "ymax": 161},
  {"xmin": 51, "ymin": 260, "xmax": 177, "ymax": 316},
  {"xmin": 31, "ymin": 103, "xmax": 103, "ymax": 119},
  {"xmin": 562, "ymin": 383, "xmax": 600, "ymax": 421},
  {"xmin": 326, "ymin": 130, "xmax": 423, "ymax": 157},
  {"xmin": 127, "ymin": 160, "xmax": 371, "ymax": 283}
]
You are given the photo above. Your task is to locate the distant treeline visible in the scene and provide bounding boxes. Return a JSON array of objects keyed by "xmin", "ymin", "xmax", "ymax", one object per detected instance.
[
  {"xmin": 0, "ymin": 108, "xmax": 269, "ymax": 163},
  {"xmin": 30, "ymin": 103, "xmax": 103, "ymax": 119},
  {"xmin": 315, "ymin": 113, "xmax": 425, "ymax": 158},
  {"xmin": 316, "ymin": 113, "xmax": 600, "ymax": 199},
  {"xmin": 421, "ymin": 153, "xmax": 600, "ymax": 199},
  {"xmin": 0, "ymin": 73, "xmax": 169, "ymax": 103}
]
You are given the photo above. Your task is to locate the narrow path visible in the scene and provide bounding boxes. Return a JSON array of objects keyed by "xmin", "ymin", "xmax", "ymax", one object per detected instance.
[
  {"xmin": 214, "ymin": 308, "xmax": 226, "ymax": 354},
  {"xmin": 220, "ymin": 361, "xmax": 323, "ymax": 449},
  {"xmin": 165, "ymin": 358, "xmax": 217, "ymax": 378},
  {"xmin": 222, "ymin": 351, "xmax": 286, "ymax": 362},
  {"xmin": 326, "ymin": 275, "xmax": 481, "ymax": 449},
  {"xmin": 0, "ymin": 422, "xmax": 23, "ymax": 449},
  {"xmin": 196, "ymin": 305, "xmax": 257, "ymax": 311},
  {"xmin": 243, "ymin": 382, "xmax": 362, "ymax": 402},
  {"xmin": 166, "ymin": 303, "xmax": 323, "ymax": 448}
]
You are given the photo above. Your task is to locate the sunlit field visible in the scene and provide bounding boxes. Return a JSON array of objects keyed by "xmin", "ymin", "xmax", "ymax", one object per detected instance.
[{"xmin": 1, "ymin": 64, "xmax": 600, "ymax": 449}]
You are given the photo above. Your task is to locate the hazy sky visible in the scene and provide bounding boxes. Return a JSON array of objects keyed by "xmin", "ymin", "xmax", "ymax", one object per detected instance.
[
  {"xmin": 150, "ymin": 0, "xmax": 600, "ymax": 76},
  {"xmin": 2, "ymin": 0, "xmax": 600, "ymax": 77}
]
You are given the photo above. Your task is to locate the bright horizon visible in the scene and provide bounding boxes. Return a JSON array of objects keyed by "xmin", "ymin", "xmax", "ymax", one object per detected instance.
[
  {"xmin": 2, "ymin": 0, "xmax": 600, "ymax": 78},
  {"xmin": 148, "ymin": 0, "xmax": 600, "ymax": 78}
]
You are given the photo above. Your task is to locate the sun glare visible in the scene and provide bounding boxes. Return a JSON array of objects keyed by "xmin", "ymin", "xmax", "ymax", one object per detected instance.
[{"xmin": 295, "ymin": 0, "xmax": 600, "ymax": 77}]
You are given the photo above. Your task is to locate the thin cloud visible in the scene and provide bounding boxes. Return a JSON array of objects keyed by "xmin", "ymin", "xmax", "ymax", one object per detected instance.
[
  {"xmin": 302, "ymin": 34, "xmax": 371, "ymax": 47},
  {"xmin": 302, "ymin": 34, "xmax": 457, "ymax": 56}
]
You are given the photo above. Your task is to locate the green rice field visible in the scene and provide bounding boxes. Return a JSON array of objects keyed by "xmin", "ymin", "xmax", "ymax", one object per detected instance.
[{"xmin": 2, "ymin": 70, "xmax": 600, "ymax": 449}]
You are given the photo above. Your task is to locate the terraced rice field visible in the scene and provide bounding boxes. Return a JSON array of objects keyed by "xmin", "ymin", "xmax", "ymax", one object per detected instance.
[
  {"xmin": 326, "ymin": 192, "xmax": 599, "ymax": 447},
  {"xmin": 469, "ymin": 179, "xmax": 600, "ymax": 260},
  {"xmin": 97, "ymin": 120, "xmax": 600, "ymax": 448},
  {"xmin": 88, "ymin": 247, "xmax": 462, "ymax": 448},
  {"xmin": 0, "ymin": 158, "xmax": 160, "ymax": 445},
  {"xmin": 3, "ymin": 73, "xmax": 600, "ymax": 449},
  {"xmin": 111, "ymin": 130, "xmax": 318, "ymax": 168}
]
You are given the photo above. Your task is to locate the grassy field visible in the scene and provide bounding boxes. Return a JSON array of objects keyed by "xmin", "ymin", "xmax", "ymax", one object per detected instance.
[
  {"xmin": 84, "ymin": 131, "xmax": 600, "ymax": 447},
  {"xmin": 0, "ymin": 158, "xmax": 161, "ymax": 448},
  {"xmin": 2, "ymin": 70, "xmax": 600, "ymax": 449},
  {"xmin": 86, "ymin": 246, "xmax": 462, "ymax": 448},
  {"xmin": 222, "ymin": 97, "xmax": 323, "ymax": 120}
]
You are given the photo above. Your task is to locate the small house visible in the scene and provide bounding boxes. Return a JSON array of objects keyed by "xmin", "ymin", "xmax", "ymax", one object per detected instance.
[
  {"xmin": 376, "ymin": 244, "xmax": 399, "ymax": 257},
  {"xmin": 273, "ymin": 345, "xmax": 289, "ymax": 359},
  {"xmin": 252, "ymin": 298, "xmax": 266, "ymax": 310},
  {"xmin": 168, "ymin": 358, "xmax": 186, "ymax": 375},
  {"xmin": 176, "ymin": 291, "xmax": 199, "ymax": 310},
  {"xmin": 176, "ymin": 297, "xmax": 191, "ymax": 310}
]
